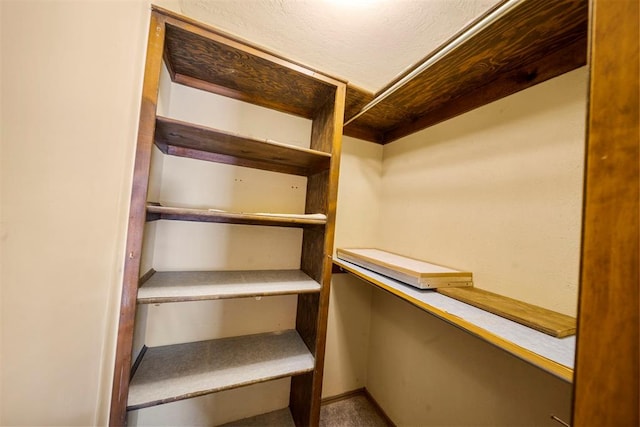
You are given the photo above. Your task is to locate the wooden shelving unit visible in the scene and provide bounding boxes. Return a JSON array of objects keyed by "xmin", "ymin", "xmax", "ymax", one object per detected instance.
[
  {"xmin": 110, "ymin": 6, "xmax": 346, "ymax": 426},
  {"xmin": 334, "ymin": 259, "xmax": 574, "ymax": 382}
]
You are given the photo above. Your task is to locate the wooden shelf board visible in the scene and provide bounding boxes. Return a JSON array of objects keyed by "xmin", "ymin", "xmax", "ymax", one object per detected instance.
[
  {"xmin": 146, "ymin": 204, "xmax": 326, "ymax": 228},
  {"xmin": 333, "ymin": 259, "xmax": 574, "ymax": 382},
  {"xmin": 137, "ymin": 270, "xmax": 321, "ymax": 304},
  {"xmin": 162, "ymin": 18, "xmax": 337, "ymax": 119},
  {"xmin": 437, "ymin": 287, "xmax": 576, "ymax": 338},
  {"xmin": 343, "ymin": 0, "xmax": 588, "ymax": 143},
  {"xmin": 127, "ymin": 330, "xmax": 315, "ymax": 410},
  {"xmin": 155, "ymin": 116, "xmax": 331, "ymax": 176}
]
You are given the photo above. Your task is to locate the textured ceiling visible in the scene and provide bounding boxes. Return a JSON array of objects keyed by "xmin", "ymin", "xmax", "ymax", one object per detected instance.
[{"xmin": 179, "ymin": 0, "xmax": 501, "ymax": 92}]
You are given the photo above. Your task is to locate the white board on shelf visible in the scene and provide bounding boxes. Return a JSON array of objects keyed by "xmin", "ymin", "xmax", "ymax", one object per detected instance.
[{"xmin": 336, "ymin": 248, "xmax": 472, "ymax": 289}]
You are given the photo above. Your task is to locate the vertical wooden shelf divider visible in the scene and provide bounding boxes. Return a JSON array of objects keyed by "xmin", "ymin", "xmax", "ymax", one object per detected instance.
[
  {"xmin": 293, "ymin": 88, "xmax": 346, "ymax": 426},
  {"xmin": 110, "ymin": 6, "xmax": 346, "ymax": 426},
  {"xmin": 110, "ymin": 11, "xmax": 166, "ymax": 426}
]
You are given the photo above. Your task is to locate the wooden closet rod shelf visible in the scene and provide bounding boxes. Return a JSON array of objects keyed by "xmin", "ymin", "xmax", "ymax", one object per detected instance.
[{"xmin": 333, "ymin": 258, "xmax": 574, "ymax": 382}]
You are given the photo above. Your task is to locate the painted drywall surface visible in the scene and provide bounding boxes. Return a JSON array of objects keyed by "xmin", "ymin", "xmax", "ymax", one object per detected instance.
[
  {"xmin": 333, "ymin": 136, "xmax": 384, "ymax": 253},
  {"xmin": 367, "ymin": 288, "xmax": 573, "ymax": 426},
  {"xmin": 322, "ymin": 137, "xmax": 382, "ymax": 397},
  {"xmin": 360, "ymin": 67, "xmax": 586, "ymax": 425},
  {"xmin": 380, "ymin": 68, "xmax": 587, "ymax": 317},
  {"xmin": 0, "ymin": 1, "xmax": 149, "ymax": 425},
  {"xmin": 323, "ymin": 136, "xmax": 384, "ymax": 398}
]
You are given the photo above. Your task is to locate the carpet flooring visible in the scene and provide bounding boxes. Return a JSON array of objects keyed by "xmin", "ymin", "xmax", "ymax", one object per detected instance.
[{"xmin": 221, "ymin": 393, "xmax": 391, "ymax": 426}]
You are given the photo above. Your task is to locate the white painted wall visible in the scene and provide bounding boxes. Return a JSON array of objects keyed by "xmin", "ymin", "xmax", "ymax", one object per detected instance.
[
  {"xmin": 1, "ymin": 1, "xmax": 150, "ymax": 425},
  {"xmin": 323, "ymin": 136, "xmax": 384, "ymax": 398},
  {"xmin": 336, "ymin": 67, "xmax": 586, "ymax": 425},
  {"xmin": 379, "ymin": 68, "xmax": 586, "ymax": 317}
]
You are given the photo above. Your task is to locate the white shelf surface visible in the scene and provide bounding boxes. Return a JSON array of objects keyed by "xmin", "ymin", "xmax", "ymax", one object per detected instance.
[
  {"xmin": 138, "ymin": 270, "xmax": 320, "ymax": 303},
  {"xmin": 334, "ymin": 259, "xmax": 575, "ymax": 382},
  {"xmin": 127, "ymin": 330, "xmax": 315, "ymax": 410}
]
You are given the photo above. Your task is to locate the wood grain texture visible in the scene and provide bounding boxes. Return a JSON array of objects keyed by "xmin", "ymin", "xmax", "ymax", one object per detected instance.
[
  {"xmin": 155, "ymin": 116, "xmax": 330, "ymax": 176},
  {"xmin": 383, "ymin": 36, "xmax": 587, "ymax": 142},
  {"xmin": 437, "ymin": 287, "xmax": 576, "ymax": 338},
  {"xmin": 163, "ymin": 22, "xmax": 335, "ymax": 119},
  {"xmin": 573, "ymin": 0, "xmax": 639, "ymax": 425},
  {"xmin": 344, "ymin": 0, "xmax": 588, "ymax": 144},
  {"xmin": 293, "ymin": 84, "xmax": 346, "ymax": 427},
  {"xmin": 109, "ymin": 12, "xmax": 166, "ymax": 427},
  {"xmin": 152, "ymin": 5, "xmax": 347, "ymax": 87},
  {"xmin": 344, "ymin": 84, "xmax": 374, "ymax": 122}
]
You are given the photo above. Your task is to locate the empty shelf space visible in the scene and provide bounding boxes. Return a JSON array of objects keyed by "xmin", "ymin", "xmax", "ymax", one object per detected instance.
[
  {"xmin": 127, "ymin": 330, "xmax": 315, "ymax": 410},
  {"xmin": 154, "ymin": 116, "xmax": 331, "ymax": 176},
  {"xmin": 137, "ymin": 269, "xmax": 321, "ymax": 303},
  {"xmin": 334, "ymin": 259, "xmax": 574, "ymax": 382},
  {"xmin": 146, "ymin": 204, "xmax": 327, "ymax": 227},
  {"xmin": 161, "ymin": 16, "xmax": 340, "ymax": 119}
]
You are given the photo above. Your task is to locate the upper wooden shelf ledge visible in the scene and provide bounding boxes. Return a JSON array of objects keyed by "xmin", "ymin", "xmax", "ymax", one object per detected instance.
[
  {"xmin": 153, "ymin": 5, "xmax": 346, "ymax": 120},
  {"xmin": 343, "ymin": 0, "xmax": 588, "ymax": 144},
  {"xmin": 333, "ymin": 258, "xmax": 575, "ymax": 382},
  {"xmin": 154, "ymin": 116, "xmax": 331, "ymax": 176}
]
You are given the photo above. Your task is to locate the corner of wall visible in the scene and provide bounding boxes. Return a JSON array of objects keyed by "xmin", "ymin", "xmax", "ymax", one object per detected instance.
[{"xmin": 94, "ymin": 2, "xmax": 152, "ymax": 425}]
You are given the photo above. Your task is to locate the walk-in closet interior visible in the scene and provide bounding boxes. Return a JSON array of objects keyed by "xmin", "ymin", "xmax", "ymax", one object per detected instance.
[{"xmin": 106, "ymin": 1, "xmax": 637, "ymax": 426}]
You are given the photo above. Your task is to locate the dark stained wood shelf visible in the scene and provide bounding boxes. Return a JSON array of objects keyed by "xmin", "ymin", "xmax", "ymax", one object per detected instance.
[
  {"xmin": 146, "ymin": 204, "xmax": 327, "ymax": 228},
  {"xmin": 154, "ymin": 116, "xmax": 331, "ymax": 176},
  {"xmin": 162, "ymin": 15, "xmax": 342, "ymax": 119},
  {"xmin": 343, "ymin": 0, "xmax": 588, "ymax": 144},
  {"xmin": 127, "ymin": 330, "xmax": 315, "ymax": 410},
  {"xmin": 137, "ymin": 269, "xmax": 321, "ymax": 304}
]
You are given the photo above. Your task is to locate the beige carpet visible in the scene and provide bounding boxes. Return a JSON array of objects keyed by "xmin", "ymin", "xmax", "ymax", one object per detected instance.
[{"xmin": 221, "ymin": 393, "xmax": 390, "ymax": 426}]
